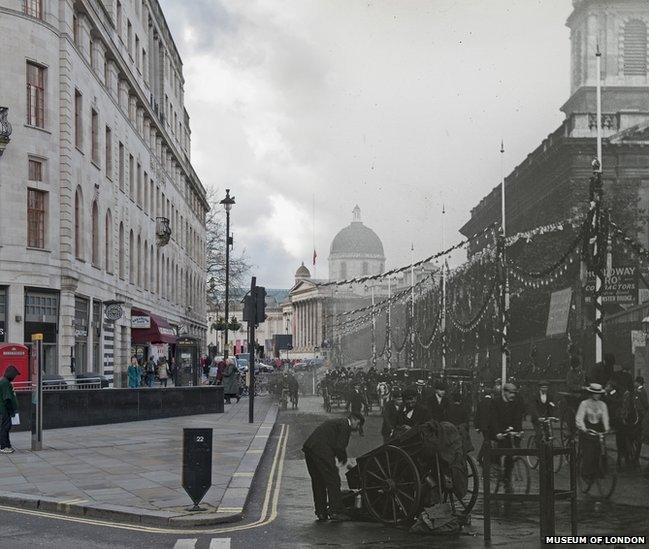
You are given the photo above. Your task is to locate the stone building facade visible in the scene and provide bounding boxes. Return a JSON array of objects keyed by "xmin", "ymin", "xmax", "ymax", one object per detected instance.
[
  {"xmin": 458, "ymin": 0, "xmax": 649, "ymax": 375},
  {"xmin": 0, "ymin": 0, "xmax": 208, "ymax": 384}
]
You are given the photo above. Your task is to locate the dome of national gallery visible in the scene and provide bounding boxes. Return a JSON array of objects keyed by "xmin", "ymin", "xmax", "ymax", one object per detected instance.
[{"xmin": 329, "ymin": 205, "xmax": 384, "ymax": 257}]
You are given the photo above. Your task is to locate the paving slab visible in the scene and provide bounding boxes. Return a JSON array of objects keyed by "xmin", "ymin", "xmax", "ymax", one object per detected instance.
[{"xmin": 0, "ymin": 396, "xmax": 278, "ymax": 527}]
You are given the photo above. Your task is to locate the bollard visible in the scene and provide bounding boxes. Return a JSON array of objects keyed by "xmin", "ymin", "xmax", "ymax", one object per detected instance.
[
  {"xmin": 182, "ymin": 428, "xmax": 213, "ymax": 511},
  {"xmin": 483, "ymin": 445, "xmax": 492, "ymax": 544}
]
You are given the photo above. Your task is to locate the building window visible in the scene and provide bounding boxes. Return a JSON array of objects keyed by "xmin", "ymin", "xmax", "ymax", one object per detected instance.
[
  {"xmin": 27, "ymin": 189, "xmax": 46, "ymax": 249},
  {"xmin": 362, "ymin": 262, "xmax": 369, "ymax": 276},
  {"xmin": 105, "ymin": 126, "xmax": 112, "ymax": 178},
  {"xmin": 118, "ymin": 142, "xmax": 125, "ymax": 191},
  {"xmin": 135, "ymin": 35, "xmax": 140, "ymax": 71},
  {"xmin": 91, "ymin": 200, "xmax": 99, "ymax": 267},
  {"xmin": 129, "ymin": 230, "xmax": 134, "ymax": 283},
  {"xmin": 127, "ymin": 20, "xmax": 133, "ymax": 57},
  {"xmin": 91, "ymin": 109, "xmax": 99, "ymax": 164},
  {"xmin": 28, "ymin": 158, "xmax": 43, "ymax": 181},
  {"xmin": 340, "ymin": 262, "xmax": 347, "ymax": 280},
  {"xmin": 105, "ymin": 209, "xmax": 113, "ymax": 273},
  {"xmin": 73, "ymin": 13, "xmax": 79, "ymax": 45},
  {"xmin": 129, "ymin": 154, "xmax": 134, "ymax": 199},
  {"xmin": 24, "ymin": 0, "xmax": 42, "ymax": 19},
  {"xmin": 75, "ymin": 89, "xmax": 83, "ymax": 149},
  {"xmin": 136, "ymin": 162, "xmax": 142, "ymax": 206},
  {"xmin": 26, "ymin": 62, "xmax": 45, "ymax": 128},
  {"xmin": 116, "ymin": 1, "xmax": 122, "ymax": 38},
  {"xmin": 75, "ymin": 186, "xmax": 83, "ymax": 259},
  {"xmin": 624, "ymin": 19, "xmax": 647, "ymax": 76},
  {"xmin": 137, "ymin": 234, "xmax": 142, "ymax": 287},
  {"xmin": 74, "ymin": 296, "xmax": 89, "ymax": 374},
  {"xmin": 118, "ymin": 222, "xmax": 125, "ymax": 279}
]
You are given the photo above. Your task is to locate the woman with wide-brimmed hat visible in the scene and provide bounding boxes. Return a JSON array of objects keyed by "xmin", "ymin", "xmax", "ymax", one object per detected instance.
[{"xmin": 575, "ymin": 383, "xmax": 610, "ymax": 485}]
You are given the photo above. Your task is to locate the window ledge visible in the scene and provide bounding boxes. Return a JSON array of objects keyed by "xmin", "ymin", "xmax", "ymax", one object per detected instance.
[
  {"xmin": 24, "ymin": 124, "xmax": 51, "ymax": 135},
  {"xmin": 76, "ymin": 257, "xmax": 86, "ymax": 263},
  {"xmin": 91, "ymin": 160, "xmax": 101, "ymax": 170},
  {"xmin": 76, "ymin": 147, "xmax": 84, "ymax": 155},
  {"xmin": 26, "ymin": 246, "xmax": 51, "ymax": 253}
]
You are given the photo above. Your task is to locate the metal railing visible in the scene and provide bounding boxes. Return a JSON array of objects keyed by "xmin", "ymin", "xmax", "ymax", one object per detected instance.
[{"xmin": 13, "ymin": 376, "xmax": 104, "ymax": 392}]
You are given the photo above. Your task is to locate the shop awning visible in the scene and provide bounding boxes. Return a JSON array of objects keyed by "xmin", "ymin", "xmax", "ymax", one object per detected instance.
[{"xmin": 131, "ymin": 308, "xmax": 177, "ymax": 344}]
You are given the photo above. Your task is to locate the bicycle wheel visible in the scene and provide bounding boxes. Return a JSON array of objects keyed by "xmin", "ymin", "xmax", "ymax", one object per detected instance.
[
  {"xmin": 526, "ymin": 435, "xmax": 539, "ymax": 469},
  {"xmin": 595, "ymin": 451, "xmax": 617, "ymax": 499}
]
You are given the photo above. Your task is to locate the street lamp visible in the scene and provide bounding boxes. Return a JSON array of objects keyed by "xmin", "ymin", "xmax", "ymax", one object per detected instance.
[{"xmin": 220, "ymin": 189, "xmax": 235, "ymax": 359}]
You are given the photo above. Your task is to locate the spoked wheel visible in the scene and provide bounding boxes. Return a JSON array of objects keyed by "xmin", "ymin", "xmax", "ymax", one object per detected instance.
[
  {"xmin": 444, "ymin": 455, "xmax": 479, "ymax": 516},
  {"xmin": 526, "ymin": 435, "xmax": 539, "ymax": 469},
  {"xmin": 361, "ymin": 445, "xmax": 421, "ymax": 525}
]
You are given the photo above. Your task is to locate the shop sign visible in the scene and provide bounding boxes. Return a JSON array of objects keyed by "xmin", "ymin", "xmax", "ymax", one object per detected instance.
[
  {"xmin": 160, "ymin": 327, "xmax": 176, "ymax": 337},
  {"xmin": 584, "ymin": 265, "xmax": 637, "ymax": 304},
  {"xmin": 132, "ymin": 315, "xmax": 151, "ymax": 329},
  {"xmin": 74, "ymin": 328, "xmax": 87, "ymax": 337},
  {"xmin": 105, "ymin": 304, "xmax": 123, "ymax": 322}
]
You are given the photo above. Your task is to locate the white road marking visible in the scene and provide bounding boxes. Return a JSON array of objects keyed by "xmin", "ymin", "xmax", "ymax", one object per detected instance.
[
  {"xmin": 209, "ymin": 539, "xmax": 231, "ymax": 548},
  {"xmin": 173, "ymin": 539, "xmax": 197, "ymax": 549}
]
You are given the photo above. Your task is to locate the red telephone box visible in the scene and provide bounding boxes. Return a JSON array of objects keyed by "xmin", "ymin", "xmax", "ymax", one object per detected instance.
[{"xmin": 0, "ymin": 343, "xmax": 30, "ymax": 383}]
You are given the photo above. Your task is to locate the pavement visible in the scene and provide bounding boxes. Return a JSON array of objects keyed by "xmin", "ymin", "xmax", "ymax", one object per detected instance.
[{"xmin": 0, "ymin": 396, "xmax": 277, "ymax": 527}]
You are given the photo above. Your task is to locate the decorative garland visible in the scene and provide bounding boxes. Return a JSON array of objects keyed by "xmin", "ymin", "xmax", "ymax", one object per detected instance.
[
  {"xmin": 447, "ymin": 276, "xmax": 498, "ymax": 333},
  {"xmin": 314, "ymin": 223, "xmax": 498, "ymax": 288}
]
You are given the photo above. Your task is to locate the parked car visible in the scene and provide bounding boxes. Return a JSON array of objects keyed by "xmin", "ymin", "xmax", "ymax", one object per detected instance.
[{"xmin": 235, "ymin": 357, "xmax": 250, "ymax": 372}]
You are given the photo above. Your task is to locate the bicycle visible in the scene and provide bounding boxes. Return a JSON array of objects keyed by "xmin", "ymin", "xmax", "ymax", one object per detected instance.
[
  {"xmin": 578, "ymin": 429, "xmax": 617, "ymax": 499},
  {"xmin": 526, "ymin": 416, "xmax": 563, "ymax": 473},
  {"xmin": 488, "ymin": 429, "xmax": 531, "ymax": 496}
]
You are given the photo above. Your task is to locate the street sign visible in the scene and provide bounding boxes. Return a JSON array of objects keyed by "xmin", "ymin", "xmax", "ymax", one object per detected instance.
[
  {"xmin": 182, "ymin": 428, "xmax": 213, "ymax": 511},
  {"xmin": 584, "ymin": 265, "xmax": 637, "ymax": 304}
]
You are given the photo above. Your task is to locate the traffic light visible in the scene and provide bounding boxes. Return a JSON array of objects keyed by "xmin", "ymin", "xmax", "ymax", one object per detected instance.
[
  {"xmin": 255, "ymin": 286, "xmax": 267, "ymax": 324},
  {"xmin": 243, "ymin": 294, "xmax": 255, "ymax": 323}
]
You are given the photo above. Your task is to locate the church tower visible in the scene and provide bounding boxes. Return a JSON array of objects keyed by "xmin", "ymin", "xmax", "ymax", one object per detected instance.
[{"xmin": 563, "ymin": 0, "xmax": 649, "ymax": 136}]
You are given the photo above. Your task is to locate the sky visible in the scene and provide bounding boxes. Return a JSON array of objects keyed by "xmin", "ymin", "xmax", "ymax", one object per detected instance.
[{"xmin": 159, "ymin": 0, "xmax": 572, "ymax": 288}]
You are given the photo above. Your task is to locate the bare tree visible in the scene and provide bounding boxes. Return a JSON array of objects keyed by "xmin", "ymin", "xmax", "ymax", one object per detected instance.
[{"xmin": 205, "ymin": 188, "xmax": 251, "ymax": 314}]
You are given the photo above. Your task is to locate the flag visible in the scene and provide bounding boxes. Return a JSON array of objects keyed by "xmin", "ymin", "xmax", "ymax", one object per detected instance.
[{"xmin": 313, "ymin": 249, "xmax": 317, "ymax": 266}]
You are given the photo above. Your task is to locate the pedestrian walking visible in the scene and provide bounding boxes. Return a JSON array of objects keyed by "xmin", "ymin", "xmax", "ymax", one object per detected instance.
[
  {"xmin": 145, "ymin": 357, "xmax": 156, "ymax": 387},
  {"xmin": 208, "ymin": 359, "xmax": 219, "ymax": 385},
  {"xmin": 169, "ymin": 357, "xmax": 178, "ymax": 386},
  {"xmin": 157, "ymin": 358, "xmax": 169, "ymax": 388},
  {"xmin": 381, "ymin": 390, "xmax": 401, "ymax": 443},
  {"xmin": 222, "ymin": 358, "xmax": 240, "ymax": 404},
  {"xmin": 0, "ymin": 365, "xmax": 19, "ymax": 454},
  {"xmin": 127, "ymin": 356, "xmax": 141, "ymax": 388},
  {"xmin": 302, "ymin": 413, "xmax": 364, "ymax": 522},
  {"xmin": 576, "ymin": 383, "xmax": 610, "ymax": 488}
]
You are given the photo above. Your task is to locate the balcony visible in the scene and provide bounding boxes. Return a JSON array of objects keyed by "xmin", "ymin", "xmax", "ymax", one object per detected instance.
[
  {"xmin": 156, "ymin": 216, "xmax": 171, "ymax": 246},
  {"xmin": 0, "ymin": 107, "xmax": 12, "ymax": 157}
]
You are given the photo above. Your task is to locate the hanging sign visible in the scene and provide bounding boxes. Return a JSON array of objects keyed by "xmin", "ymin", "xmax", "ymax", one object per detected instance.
[
  {"xmin": 105, "ymin": 304, "xmax": 123, "ymax": 322},
  {"xmin": 546, "ymin": 288, "xmax": 572, "ymax": 336},
  {"xmin": 585, "ymin": 265, "xmax": 637, "ymax": 304},
  {"xmin": 131, "ymin": 315, "xmax": 151, "ymax": 328}
]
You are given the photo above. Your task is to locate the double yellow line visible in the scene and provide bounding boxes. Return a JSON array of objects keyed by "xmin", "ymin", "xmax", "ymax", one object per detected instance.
[{"xmin": 0, "ymin": 424, "xmax": 289, "ymax": 535}]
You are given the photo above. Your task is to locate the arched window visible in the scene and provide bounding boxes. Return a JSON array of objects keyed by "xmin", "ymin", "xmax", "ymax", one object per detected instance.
[
  {"xmin": 340, "ymin": 261, "xmax": 347, "ymax": 280},
  {"xmin": 624, "ymin": 19, "xmax": 647, "ymax": 76},
  {"xmin": 129, "ymin": 230, "xmax": 134, "ymax": 284},
  {"xmin": 118, "ymin": 222, "xmax": 125, "ymax": 278},
  {"xmin": 150, "ymin": 244, "xmax": 154, "ymax": 291},
  {"xmin": 105, "ymin": 209, "xmax": 113, "ymax": 273},
  {"xmin": 166, "ymin": 256, "xmax": 171, "ymax": 299},
  {"xmin": 137, "ymin": 234, "xmax": 142, "ymax": 287},
  {"xmin": 91, "ymin": 201, "xmax": 100, "ymax": 267},
  {"xmin": 143, "ymin": 240, "xmax": 149, "ymax": 290},
  {"xmin": 161, "ymin": 254, "xmax": 165, "ymax": 298},
  {"xmin": 156, "ymin": 249, "xmax": 160, "ymax": 294},
  {"xmin": 74, "ymin": 186, "xmax": 84, "ymax": 259}
]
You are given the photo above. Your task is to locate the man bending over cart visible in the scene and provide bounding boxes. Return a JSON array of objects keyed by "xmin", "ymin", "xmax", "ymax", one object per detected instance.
[{"xmin": 302, "ymin": 413, "xmax": 364, "ymax": 522}]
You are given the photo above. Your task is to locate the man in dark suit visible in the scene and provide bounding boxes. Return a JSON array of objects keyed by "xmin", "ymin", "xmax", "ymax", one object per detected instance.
[
  {"xmin": 302, "ymin": 413, "xmax": 364, "ymax": 522},
  {"xmin": 528, "ymin": 380, "xmax": 557, "ymax": 431},
  {"xmin": 429, "ymin": 380, "xmax": 448, "ymax": 422}
]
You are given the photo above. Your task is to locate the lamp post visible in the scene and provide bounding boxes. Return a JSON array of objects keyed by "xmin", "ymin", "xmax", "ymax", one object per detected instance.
[{"xmin": 220, "ymin": 189, "xmax": 235, "ymax": 359}]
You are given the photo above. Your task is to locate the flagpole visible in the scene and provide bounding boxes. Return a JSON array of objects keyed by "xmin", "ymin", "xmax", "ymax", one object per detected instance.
[
  {"xmin": 387, "ymin": 275, "xmax": 392, "ymax": 369},
  {"xmin": 410, "ymin": 243, "xmax": 415, "ymax": 369},
  {"xmin": 441, "ymin": 204, "xmax": 447, "ymax": 372},
  {"xmin": 594, "ymin": 45, "xmax": 603, "ymax": 364},
  {"xmin": 500, "ymin": 139, "xmax": 509, "ymax": 386},
  {"xmin": 312, "ymin": 193, "xmax": 317, "ymax": 279}
]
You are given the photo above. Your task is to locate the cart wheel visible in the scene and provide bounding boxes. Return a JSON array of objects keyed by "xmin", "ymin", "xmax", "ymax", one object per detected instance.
[
  {"xmin": 361, "ymin": 445, "xmax": 421, "ymax": 525},
  {"xmin": 445, "ymin": 454, "xmax": 479, "ymax": 516},
  {"xmin": 526, "ymin": 434, "xmax": 539, "ymax": 469}
]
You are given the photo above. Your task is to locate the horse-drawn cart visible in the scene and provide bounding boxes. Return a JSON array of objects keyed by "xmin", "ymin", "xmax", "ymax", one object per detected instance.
[{"xmin": 344, "ymin": 420, "xmax": 479, "ymax": 527}]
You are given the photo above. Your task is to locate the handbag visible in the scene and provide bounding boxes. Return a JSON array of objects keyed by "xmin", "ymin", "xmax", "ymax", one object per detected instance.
[{"xmin": 11, "ymin": 413, "xmax": 20, "ymax": 426}]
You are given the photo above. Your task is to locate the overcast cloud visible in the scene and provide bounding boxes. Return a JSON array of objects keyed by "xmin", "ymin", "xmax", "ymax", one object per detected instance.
[{"xmin": 159, "ymin": 0, "xmax": 571, "ymax": 288}]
